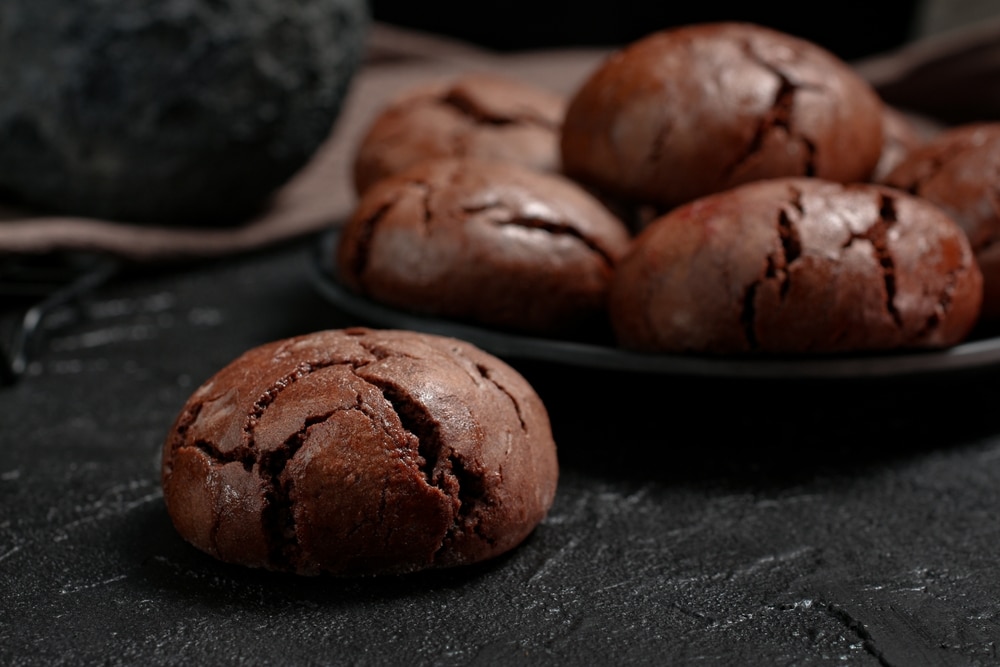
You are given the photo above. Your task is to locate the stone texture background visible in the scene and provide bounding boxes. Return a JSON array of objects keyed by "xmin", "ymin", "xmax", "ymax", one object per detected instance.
[{"xmin": 3, "ymin": 239, "xmax": 1000, "ymax": 665}]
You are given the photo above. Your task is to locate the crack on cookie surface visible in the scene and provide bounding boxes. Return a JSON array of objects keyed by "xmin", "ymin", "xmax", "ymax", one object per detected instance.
[
  {"xmin": 186, "ymin": 435, "xmax": 253, "ymax": 553},
  {"xmin": 347, "ymin": 196, "xmax": 396, "ymax": 286},
  {"xmin": 842, "ymin": 191, "xmax": 902, "ymax": 327},
  {"xmin": 448, "ymin": 455, "xmax": 492, "ymax": 546},
  {"xmin": 191, "ymin": 438, "xmax": 254, "ymax": 471},
  {"xmin": 769, "ymin": 188, "xmax": 805, "ymax": 300},
  {"xmin": 244, "ymin": 363, "xmax": 314, "ymax": 440},
  {"xmin": 258, "ymin": 409, "xmax": 343, "ymax": 571},
  {"xmin": 779, "ymin": 193, "xmax": 804, "ymax": 259},
  {"xmin": 725, "ymin": 42, "xmax": 818, "ymax": 179},
  {"xmin": 352, "ymin": 344, "xmax": 501, "ymax": 562},
  {"xmin": 349, "ymin": 179, "xmax": 434, "ymax": 292},
  {"xmin": 475, "ymin": 361, "xmax": 527, "ymax": 432},
  {"xmin": 800, "ymin": 135, "xmax": 818, "ymax": 177},
  {"xmin": 241, "ymin": 359, "xmax": 344, "ymax": 569},
  {"xmin": 464, "ymin": 201, "xmax": 618, "ymax": 268},
  {"xmin": 356, "ymin": 339, "xmax": 395, "ymax": 361},
  {"xmin": 647, "ymin": 116, "xmax": 676, "ymax": 168},
  {"xmin": 244, "ymin": 348, "xmax": 428, "ymax": 572},
  {"xmin": 163, "ymin": 401, "xmax": 204, "ymax": 477},
  {"xmin": 743, "ymin": 187, "xmax": 806, "ymax": 349},
  {"xmin": 447, "ymin": 342, "xmax": 528, "ymax": 432},
  {"xmin": 366, "ymin": 378, "xmax": 466, "ymax": 559},
  {"xmin": 355, "ymin": 341, "xmax": 423, "ymax": 377},
  {"xmin": 372, "ymin": 382, "xmax": 444, "ymax": 488},
  {"xmin": 212, "ymin": 347, "xmax": 373, "ymax": 570}
]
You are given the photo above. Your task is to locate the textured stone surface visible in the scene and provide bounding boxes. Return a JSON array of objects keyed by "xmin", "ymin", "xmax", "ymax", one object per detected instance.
[
  {"xmin": 3, "ymin": 239, "xmax": 1000, "ymax": 665},
  {"xmin": 0, "ymin": 0, "xmax": 368, "ymax": 225}
]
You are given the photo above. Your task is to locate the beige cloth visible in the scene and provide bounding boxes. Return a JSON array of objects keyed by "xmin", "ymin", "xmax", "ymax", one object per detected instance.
[{"xmin": 3, "ymin": 20, "xmax": 1000, "ymax": 263}]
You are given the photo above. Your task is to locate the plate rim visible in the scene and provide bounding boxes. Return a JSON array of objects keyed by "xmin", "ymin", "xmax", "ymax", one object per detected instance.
[{"xmin": 311, "ymin": 228, "xmax": 1000, "ymax": 379}]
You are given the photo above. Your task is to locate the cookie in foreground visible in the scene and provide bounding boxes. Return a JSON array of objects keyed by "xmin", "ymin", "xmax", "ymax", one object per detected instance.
[
  {"xmin": 160, "ymin": 328, "xmax": 559, "ymax": 575},
  {"xmin": 609, "ymin": 177, "xmax": 983, "ymax": 355}
]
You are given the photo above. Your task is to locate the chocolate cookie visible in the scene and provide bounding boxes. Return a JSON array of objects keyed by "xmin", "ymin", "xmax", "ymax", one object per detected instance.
[
  {"xmin": 352, "ymin": 73, "xmax": 565, "ymax": 196},
  {"xmin": 337, "ymin": 157, "xmax": 632, "ymax": 338},
  {"xmin": 161, "ymin": 328, "xmax": 559, "ymax": 576},
  {"xmin": 882, "ymin": 123, "xmax": 1000, "ymax": 320},
  {"xmin": 609, "ymin": 177, "xmax": 982, "ymax": 354},
  {"xmin": 561, "ymin": 22, "xmax": 885, "ymax": 210}
]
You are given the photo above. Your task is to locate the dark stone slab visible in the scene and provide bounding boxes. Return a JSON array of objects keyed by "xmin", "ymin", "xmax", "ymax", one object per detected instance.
[
  {"xmin": 0, "ymin": 0, "xmax": 368, "ymax": 225},
  {"xmin": 2, "ymin": 237, "xmax": 1000, "ymax": 665}
]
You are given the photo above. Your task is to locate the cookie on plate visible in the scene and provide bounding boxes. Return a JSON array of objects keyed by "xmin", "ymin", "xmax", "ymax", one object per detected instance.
[
  {"xmin": 352, "ymin": 73, "xmax": 565, "ymax": 196},
  {"xmin": 338, "ymin": 157, "xmax": 632, "ymax": 338},
  {"xmin": 561, "ymin": 22, "xmax": 885, "ymax": 210},
  {"xmin": 882, "ymin": 122, "xmax": 1000, "ymax": 320},
  {"xmin": 609, "ymin": 177, "xmax": 982, "ymax": 354}
]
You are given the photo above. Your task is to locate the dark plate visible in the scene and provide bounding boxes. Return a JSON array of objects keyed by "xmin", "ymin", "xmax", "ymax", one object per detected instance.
[{"xmin": 311, "ymin": 228, "xmax": 1000, "ymax": 379}]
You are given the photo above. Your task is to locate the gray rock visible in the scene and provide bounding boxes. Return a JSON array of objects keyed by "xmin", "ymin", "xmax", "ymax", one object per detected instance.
[{"xmin": 0, "ymin": 0, "xmax": 368, "ymax": 225}]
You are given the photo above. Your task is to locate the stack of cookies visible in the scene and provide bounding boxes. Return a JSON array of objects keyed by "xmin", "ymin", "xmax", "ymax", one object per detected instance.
[{"xmin": 337, "ymin": 21, "xmax": 986, "ymax": 356}]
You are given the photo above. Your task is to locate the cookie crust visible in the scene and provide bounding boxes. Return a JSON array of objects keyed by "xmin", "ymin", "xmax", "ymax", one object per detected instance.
[
  {"xmin": 561, "ymin": 22, "xmax": 884, "ymax": 209},
  {"xmin": 338, "ymin": 157, "xmax": 632, "ymax": 337},
  {"xmin": 161, "ymin": 328, "xmax": 559, "ymax": 575},
  {"xmin": 353, "ymin": 73, "xmax": 565, "ymax": 195},
  {"xmin": 609, "ymin": 178, "xmax": 982, "ymax": 354}
]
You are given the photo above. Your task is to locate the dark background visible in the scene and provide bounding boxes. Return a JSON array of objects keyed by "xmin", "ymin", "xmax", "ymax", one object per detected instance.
[
  {"xmin": 5, "ymin": 242, "xmax": 1000, "ymax": 666},
  {"xmin": 371, "ymin": 1, "xmax": 922, "ymax": 60},
  {"xmin": 8, "ymin": 3, "xmax": 1000, "ymax": 665}
]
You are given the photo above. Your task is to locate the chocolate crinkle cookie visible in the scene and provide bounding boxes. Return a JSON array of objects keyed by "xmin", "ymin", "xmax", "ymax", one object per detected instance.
[
  {"xmin": 352, "ymin": 72, "xmax": 565, "ymax": 196},
  {"xmin": 609, "ymin": 177, "xmax": 982, "ymax": 355},
  {"xmin": 337, "ymin": 157, "xmax": 632, "ymax": 338},
  {"xmin": 161, "ymin": 328, "xmax": 559, "ymax": 576},
  {"xmin": 561, "ymin": 22, "xmax": 885, "ymax": 210},
  {"xmin": 882, "ymin": 123, "xmax": 1000, "ymax": 321}
]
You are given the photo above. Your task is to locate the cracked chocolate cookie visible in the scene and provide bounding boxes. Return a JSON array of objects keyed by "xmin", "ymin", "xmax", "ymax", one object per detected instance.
[
  {"xmin": 609, "ymin": 177, "xmax": 982, "ymax": 354},
  {"xmin": 352, "ymin": 72, "xmax": 565, "ymax": 196},
  {"xmin": 161, "ymin": 328, "xmax": 559, "ymax": 576},
  {"xmin": 337, "ymin": 157, "xmax": 632, "ymax": 338},
  {"xmin": 882, "ymin": 123, "xmax": 1000, "ymax": 320},
  {"xmin": 560, "ymin": 22, "xmax": 885, "ymax": 210}
]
